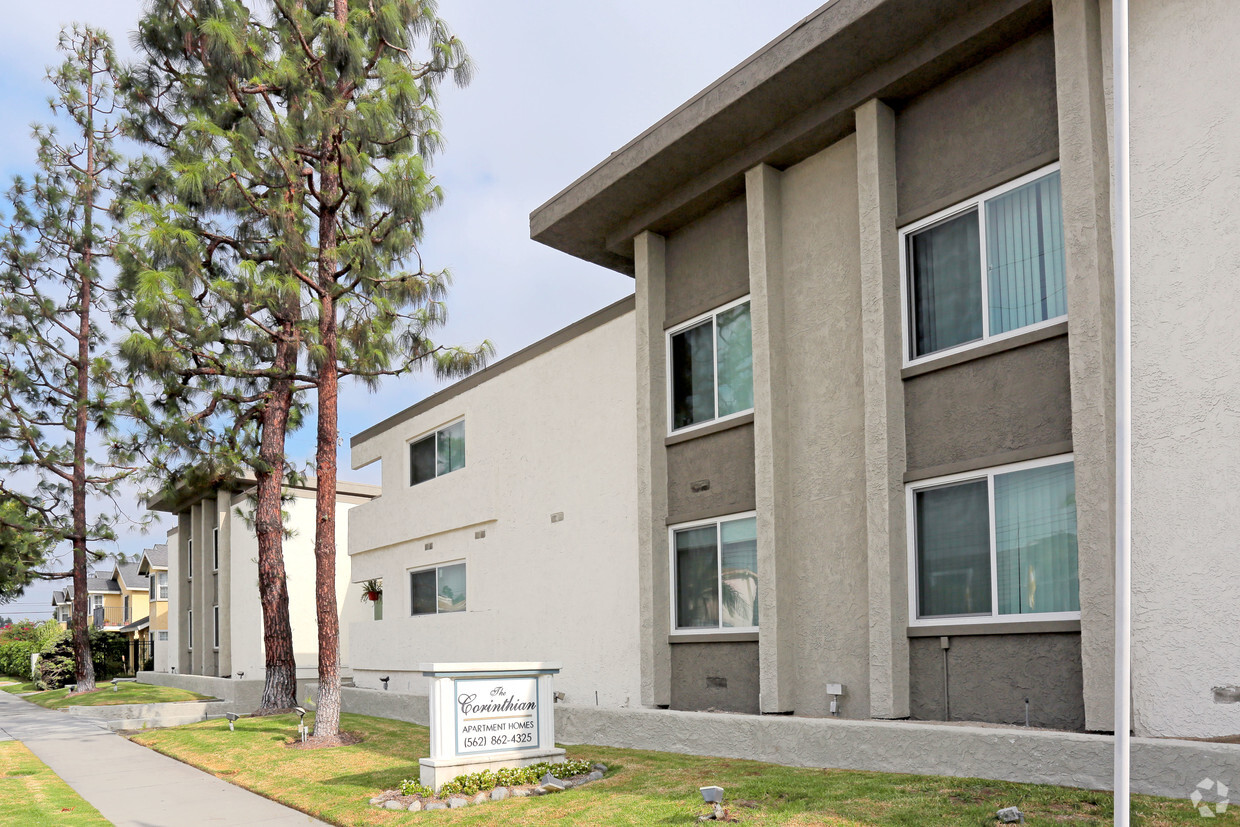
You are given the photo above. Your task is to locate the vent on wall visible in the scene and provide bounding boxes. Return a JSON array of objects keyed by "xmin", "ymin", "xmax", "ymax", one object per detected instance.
[
  {"xmin": 690, "ymin": 479, "xmax": 711, "ymax": 493},
  {"xmin": 424, "ymin": 542, "xmax": 433, "ymax": 551},
  {"xmin": 551, "ymin": 512, "xmax": 564, "ymax": 523},
  {"xmin": 706, "ymin": 676, "xmax": 728, "ymax": 689},
  {"xmin": 474, "ymin": 530, "xmax": 486, "ymax": 540}
]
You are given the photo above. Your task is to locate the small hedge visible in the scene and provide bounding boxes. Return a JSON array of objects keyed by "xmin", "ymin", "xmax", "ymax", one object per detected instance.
[{"xmin": 400, "ymin": 759, "xmax": 596, "ymax": 798}]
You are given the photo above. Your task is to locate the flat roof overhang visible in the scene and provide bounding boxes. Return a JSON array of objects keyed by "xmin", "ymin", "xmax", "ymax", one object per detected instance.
[{"xmin": 530, "ymin": 0, "xmax": 1052, "ymax": 275}]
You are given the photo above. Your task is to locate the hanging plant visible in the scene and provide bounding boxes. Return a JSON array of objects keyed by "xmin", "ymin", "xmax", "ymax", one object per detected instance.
[{"xmin": 360, "ymin": 579, "xmax": 383, "ymax": 603}]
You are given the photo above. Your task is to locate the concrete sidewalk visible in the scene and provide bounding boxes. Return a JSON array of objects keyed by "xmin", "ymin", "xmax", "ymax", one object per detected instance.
[{"xmin": 0, "ymin": 689, "xmax": 326, "ymax": 826}]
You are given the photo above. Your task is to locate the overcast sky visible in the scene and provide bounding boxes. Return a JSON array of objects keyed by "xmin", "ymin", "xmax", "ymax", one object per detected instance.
[{"xmin": 0, "ymin": 0, "xmax": 824, "ymax": 619}]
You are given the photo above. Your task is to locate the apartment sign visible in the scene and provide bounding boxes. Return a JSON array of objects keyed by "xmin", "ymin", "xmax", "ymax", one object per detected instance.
[{"xmin": 454, "ymin": 676, "xmax": 540, "ymax": 755}]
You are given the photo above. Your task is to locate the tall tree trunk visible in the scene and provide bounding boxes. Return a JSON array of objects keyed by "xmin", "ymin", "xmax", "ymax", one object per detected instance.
[
  {"xmin": 71, "ymin": 56, "xmax": 98, "ymax": 693},
  {"xmin": 254, "ymin": 331, "xmax": 298, "ymax": 711}
]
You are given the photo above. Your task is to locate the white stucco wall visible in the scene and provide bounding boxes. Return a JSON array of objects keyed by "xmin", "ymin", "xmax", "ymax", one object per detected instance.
[
  {"xmin": 1130, "ymin": 0, "xmax": 1240, "ymax": 738},
  {"xmin": 348, "ymin": 305, "xmax": 641, "ymax": 706},
  {"xmin": 158, "ymin": 526, "xmax": 179, "ymax": 673}
]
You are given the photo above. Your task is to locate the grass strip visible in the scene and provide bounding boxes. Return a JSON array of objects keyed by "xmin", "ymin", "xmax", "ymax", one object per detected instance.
[
  {"xmin": 0, "ymin": 741, "xmax": 108, "ymax": 826},
  {"xmin": 21, "ymin": 682, "xmax": 213, "ymax": 709},
  {"xmin": 129, "ymin": 711, "xmax": 1223, "ymax": 826}
]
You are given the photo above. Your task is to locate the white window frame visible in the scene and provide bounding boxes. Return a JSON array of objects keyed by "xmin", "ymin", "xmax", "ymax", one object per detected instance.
[
  {"xmin": 158, "ymin": 572, "xmax": 168, "ymax": 601},
  {"xmin": 665, "ymin": 295, "xmax": 754, "ymax": 436},
  {"xmin": 906, "ymin": 453, "xmax": 1080, "ymax": 628},
  {"xmin": 158, "ymin": 630, "xmax": 169, "ymax": 642},
  {"xmin": 899, "ymin": 163, "xmax": 1066, "ymax": 369},
  {"xmin": 149, "ymin": 574, "xmax": 156, "ymax": 601},
  {"xmin": 212, "ymin": 605, "xmax": 220, "ymax": 650},
  {"xmin": 212, "ymin": 527, "xmax": 219, "ymax": 572},
  {"xmin": 668, "ymin": 510, "xmax": 759, "ymax": 637},
  {"xmin": 187, "ymin": 538, "xmax": 193, "ymax": 580},
  {"xmin": 407, "ymin": 417, "xmax": 466, "ymax": 486},
  {"xmin": 187, "ymin": 609, "xmax": 193, "ymax": 651},
  {"xmin": 407, "ymin": 560, "xmax": 466, "ymax": 616}
]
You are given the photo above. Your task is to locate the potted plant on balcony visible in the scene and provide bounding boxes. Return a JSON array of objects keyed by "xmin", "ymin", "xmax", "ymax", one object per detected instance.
[{"xmin": 361, "ymin": 579, "xmax": 382, "ymax": 603}]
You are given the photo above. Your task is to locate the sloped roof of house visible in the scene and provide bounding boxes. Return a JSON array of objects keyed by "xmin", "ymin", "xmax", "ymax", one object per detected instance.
[
  {"xmin": 139, "ymin": 544, "xmax": 168, "ymax": 571},
  {"xmin": 118, "ymin": 616, "xmax": 150, "ymax": 633},
  {"xmin": 51, "ymin": 590, "xmax": 67, "ymax": 605},
  {"xmin": 113, "ymin": 561, "xmax": 150, "ymax": 591},
  {"xmin": 86, "ymin": 577, "xmax": 120, "ymax": 594}
]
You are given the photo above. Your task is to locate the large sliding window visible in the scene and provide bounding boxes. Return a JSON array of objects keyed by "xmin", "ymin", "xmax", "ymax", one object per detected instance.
[
  {"xmin": 410, "ymin": 420, "xmax": 466, "ymax": 486},
  {"xmin": 908, "ymin": 456, "xmax": 1079, "ymax": 625},
  {"xmin": 902, "ymin": 166, "xmax": 1066, "ymax": 364},
  {"xmin": 410, "ymin": 562, "xmax": 466, "ymax": 615},
  {"xmin": 670, "ymin": 513, "xmax": 758, "ymax": 632},
  {"xmin": 667, "ymin": 298, "xmax": 753, "ymax": 433}
]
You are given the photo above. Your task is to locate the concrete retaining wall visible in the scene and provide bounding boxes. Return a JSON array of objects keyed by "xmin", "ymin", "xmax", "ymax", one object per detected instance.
[{"xmin": 137, "ymin": 672, "xmax": 318, "ymax": 713}]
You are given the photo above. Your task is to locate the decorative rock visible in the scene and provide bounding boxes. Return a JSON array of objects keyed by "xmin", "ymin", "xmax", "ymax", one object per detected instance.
[
  {"xmin": 407, "ymin": 801, "xmax": 423, "ymax": 811},
  {"xmin": 539, "ymin": 772, "xmax": 562, "ymax": 786},
  {"xmin": 383, "ymin": 800, "xmax": 404, "ymax": 810},
  {"xmin": 425, "ymin": 801, "xmax": 447, "ymax": 810},
  {"xmin": 368, "ymin": 797, "xmax": 383, "ymax": 806},
  {"xmin": 543, "ymin": 781, "xmax": 565, "ymax": 792},
  {"xmin": 997, "ymin": 806, "xmax": 1025, "ymax": 823},
  {"xmin": 449, "ymin": 797, "xmax": 469, "ymax": 808},
  {"xmin": 513, "ymin": 788, "xmax": 532, "ymax": 797},
  {"xmin": 472, "ymin": 792, "xmax": 489, "ymax": 805},
  {"xmin": 592, "ymin": 763, "xmax": 608, "ymax": 773},
  {"xmin": 491, "ymin": 787, "xmax": 509, "ymax": 801},
  {"xmin": 532, "ymin": 786, "xmax": 547, "ymax": 796},
  {"xmin": 587, "ymin": 771, "xmax": 604, "ymax": 782}
]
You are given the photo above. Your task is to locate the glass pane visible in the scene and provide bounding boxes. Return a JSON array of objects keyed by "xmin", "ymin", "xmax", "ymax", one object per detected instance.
[
  {"xmin": 675, "ymin": 526, "xmax": 719, "ymax": 628},
  {"xmin": 909, "ymin": 209, "xmax": 982, "ymax": 358},
  {"xmin": 410, "ymin": 435, "xmax": 436, "ymax": 485},
  {"xmin": 720, "ymin": 517, "xmax": 758, "ymax": 628},
  {"xmin": 671, "ymin": 321, "xmax": 715, "ymax": 430},
  {"xmin": 716, "ymin": 303, "xmax": 754, "ymax": 417},
  {"xmin": 987, "ymin": 172, "xmax": 1067, "ymax": 335},
  {"xmin": 437, "ymin": 421, "xmax": 466, "ymax": 476},
  {"xmin": 995, "ymin": 462, "xmax": 1079, "ymax": 615},
  {"xmin": 915, "ymin": 480, "xmax": 992, "ymax": 617},
  {"xmin": 438, "ymin": 563, "xmax": 466, "ymax": 613},
  {"xmin": 410, "ymin": 570, "xmax": 437, "ymax": 615}
]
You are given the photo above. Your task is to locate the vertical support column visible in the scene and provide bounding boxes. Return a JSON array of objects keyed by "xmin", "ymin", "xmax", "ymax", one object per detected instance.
[
  {"xmin": 746, "ymin": 164, "xmax": 795, "ymax": 714},
  {"xmin": 635, "ymin": 231, "xmax": 671, "ymax": 708},
  {"xmin": 856, "ymin": 98, "xmax": 910, "ymax": 720},
  {"xmin": 1052, "ymin": 0, "xmax": 1116, "ymax": 733},
  {"xmin": 175, "ymin": 513, "xmax": 191, "ymax": 675},
  {"xmin": 216, "ymin": 489, "xmax": 232, "ymax": 677},
  {"xmin": 189, "ymin": 502, "xmax": 203, "ymax": 674}
]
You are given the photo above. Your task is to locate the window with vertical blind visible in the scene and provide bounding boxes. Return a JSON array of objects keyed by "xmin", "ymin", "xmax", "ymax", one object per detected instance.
[
  {"xmin": 667, "ymin": 297, "xmax": 754, "ymax": 433},
  {"xmin": 410, "ymin": 562, "xmax": 466, "ymax": 615},
  {"xmin": 670, "ymin": 513, "xmax": 758, "ymax": 632},
  {"xmin": 908, "ymin": 455, "xmax": 1080, "ymax": 625},
  {"xmin": 902, "ymin": 165, "xmax": 1067, "ymax": 364}
]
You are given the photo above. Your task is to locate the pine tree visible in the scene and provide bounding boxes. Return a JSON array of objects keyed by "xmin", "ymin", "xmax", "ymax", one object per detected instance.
[
  {"xmin": 0, "ymin": 498, "xmax": 59, "ymax": 603},
  {"xmin": 0, "ymin": 27, "xmax": 138, "ymax": 692}
]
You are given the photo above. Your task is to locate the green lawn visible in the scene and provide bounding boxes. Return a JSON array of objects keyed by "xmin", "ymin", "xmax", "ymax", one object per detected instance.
[
  {"xmin": 21, "ymin": 682, "xmax": 213, "ymax": 709},
  {"xmin": 0, "ymin": 677, "xmax": 38, "ymax": 694},
  {"xmin": 0, "ymin": 741, "xmax": 108, "ymax": 826},
  {"xmin": 128, "ymin": 712, "xmax": 1228, "ymax": 826}
]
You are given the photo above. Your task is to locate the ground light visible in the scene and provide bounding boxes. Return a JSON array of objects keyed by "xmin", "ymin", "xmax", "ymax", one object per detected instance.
[
  {"xmin": 224, "ymin": 712, "xmax": 239, "ymax": 732},
  {"xmin": 294, "ymin": 706, "xmax": 307, "ymax": 743}
]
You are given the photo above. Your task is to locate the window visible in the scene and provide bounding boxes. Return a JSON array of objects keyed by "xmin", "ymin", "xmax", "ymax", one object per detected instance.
[
  {"xmin": 667, "ymin": 298, "xmax": 753, "ymax": 433},
  {"xmin": 158, "ymin": 572, "xmax": 168, "ymax": 601},
  {"xmin": 670, "ymin": 513, "xmax": 758, "ymax": 631},
  {"xmin": 908, "ymin": 456, "xmax": 1079, "ymax": 625},
  {"xmin": 149, "ymin": 575, "xmax": 156, "ymax": 601},
  {"xmin": 212, "ymin": 527, "xmax": 219, "ymax": 571},
  {"xmin": 902, "ymin": 166, "xmax": 1066, "ymax": 364},
  {"xmin": 212, "ymin": 605, "xmax": 220, "ymax": 649},
  {"xmin": 187, "ymin": 610, "xmax": 193, "ymax": 650},
  {"xmin": 158, "ymin": 630, "xmax": 168, "ymax": 642},
  {"xmin": 124, "ymin": 596, "xmax": 131, "ymax": 624},
  {"xmin": 410, "ymin": 420, "xmax": 465, "ymax": 486},
  {"xmin": 90, "ymin": 595, "xmax": 103, "ymax": 612},
  {"xmin": 410, "ymin": 562, "xmax": 466, "ymax": 615},
  {"xmin": 187, "ymin": 538, "xmax": 193, "ymax": 579}
]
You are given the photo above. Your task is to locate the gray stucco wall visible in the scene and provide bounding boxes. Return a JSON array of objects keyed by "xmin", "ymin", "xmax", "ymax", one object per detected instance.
[
  {"xmin": 776, "ymin": 136, "xmax": 871, "ymax": 718},
  {"xmin": 895, "ymin": 27, "xmax": 1059, "ymax": 221},
  {"xmin": 909, "ymin": 633, "xmax": 1085, "ymax": 731},
  {"xmin": 903, "ymin": 335, "xmax": 1073, "ymax": 473},
  {"xmin": 670, "ymin": 641, "xmax": 759, "ymax": 714},
  {"xmin": 664, "ymin": 197, "xmax": 750, "ymax": 325},
  {"xmin": 666, "ymin": 423, "xmax": 756, "ymax": 523}
]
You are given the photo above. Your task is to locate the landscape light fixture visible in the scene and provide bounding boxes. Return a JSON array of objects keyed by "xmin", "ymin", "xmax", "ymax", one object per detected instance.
[
  {"xmin": 294, "ymin": 706, "xmax": 307, "ymax": 743},
  {"xmin": 225, "ymin": 712, "xmax": 239, "ymax": 732},
  {"xmin": 554, "ymin": 691, "xmax": 566, "ymax": 703},
  {"xmin": 381, "ymin": 676, "xmax": 390, "ymax": 691},
  {"xmin": 699, "ymin": 786, "xmax": 726, "ymax": 822}
]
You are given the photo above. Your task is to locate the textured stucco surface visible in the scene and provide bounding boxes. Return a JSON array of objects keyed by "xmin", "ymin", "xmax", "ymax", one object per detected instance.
[
  {"xmin": 895, "ymin": 27, "xmax": 1059, "ymax": 219},
  {"xmin": 909, "ymin": 633, "xmax": 1085, "ymax": 730},
  {"xmin": 552, "ymin": 704, "xmax": 1240, "ymax": 800},
  {"xmin": 347, "ymin": 309, "xmax": 642, "ymax": 707},
  {"xmin": 670, "ymin": 642, "xmax": 759, "ymax": 714},
  {"xmin": 1129, "ymin": 0, "xmax": 1240, "ymax": 738},
  {"xmin": 664, "ymin": 197, "xmax": 750, "ymax": 325},
  {"xmin": 777, "ymin": 136, "xmax": 871, "ymax": 718},
  {"xmin": 903, "ymin": 336, "xmax": 1073, "ymax": 472},
  {"xmin": 665, "ymin": 424, "xmax": 756, "ymax": 524}
]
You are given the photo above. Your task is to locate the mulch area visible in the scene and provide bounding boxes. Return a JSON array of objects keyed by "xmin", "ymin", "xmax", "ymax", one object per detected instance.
[{"xmin": 286, "ymin": 731, "xmax": 363, "ymax": 749}]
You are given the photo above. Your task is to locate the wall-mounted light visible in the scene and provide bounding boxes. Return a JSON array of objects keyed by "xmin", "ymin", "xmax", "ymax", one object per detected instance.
[
  {"xmin": 381, "ymin": 676, "xmax": 390, "ymax": 691},
  {"xmin": 553, "ymin": 691, "xmax": 566, "ymax": 703}
]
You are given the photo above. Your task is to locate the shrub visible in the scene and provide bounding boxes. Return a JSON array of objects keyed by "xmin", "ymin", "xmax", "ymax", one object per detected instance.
[
  {"xmin": 402, "ymin": 760, "xmax": 597, "ymax": 798},
  {"xmin": 34, "ymin": 628, "xmax": 128, "ymax": 689}
]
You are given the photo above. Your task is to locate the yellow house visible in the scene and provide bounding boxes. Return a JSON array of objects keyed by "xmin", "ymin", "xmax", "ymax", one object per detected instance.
[{"xmin": 137, "ymin": 544, "xmax": 169, "ymax": 672}]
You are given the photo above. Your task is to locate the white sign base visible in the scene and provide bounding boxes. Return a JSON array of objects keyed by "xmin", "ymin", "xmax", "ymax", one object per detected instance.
[{"xmin": 419, "ymin": 662, "xmax": 564, "ymax": 792}]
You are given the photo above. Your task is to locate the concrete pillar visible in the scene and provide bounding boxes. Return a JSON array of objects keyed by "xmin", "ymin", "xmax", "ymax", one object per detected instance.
[
  {"xmin": 175, "ymin": 513, "xmax": 191, "ymax": 675},
  {"xmin": 189, "ymin": 502, "xmax": 203, "ymax": 674},
  {"xmin": 216, "ymin": 489, "xmax": 232, "ymax": 676},
  {"xmin": 1052, "ymin": 0, "xmax": 1116, "ymax": 732},
  {"xmin": 635, "ymin": 231, "xmax": 671, "ymax": 707},
  {"xmin": 746, "ymin": 164, "xmax": 795, "ymax": 714},
  {"xmin": 855, "ymin": 98, "xmax": 910, "ymax": 719}
]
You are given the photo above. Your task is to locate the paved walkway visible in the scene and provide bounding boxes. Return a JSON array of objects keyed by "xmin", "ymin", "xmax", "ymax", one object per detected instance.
[{"xmin": 0, "ymin": 689, "xmax": 327, "ymax": 826}]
